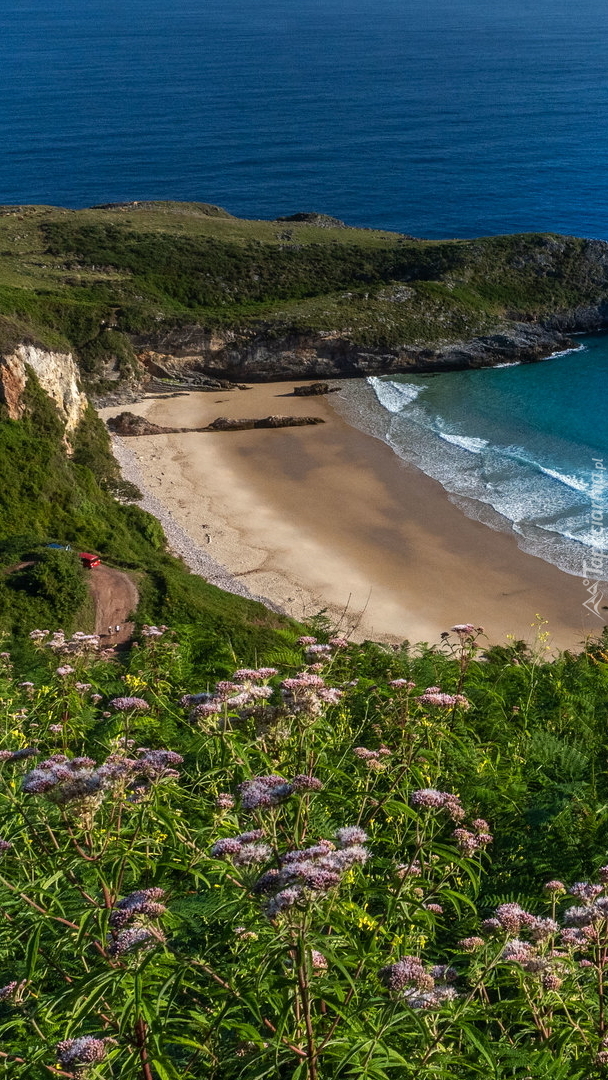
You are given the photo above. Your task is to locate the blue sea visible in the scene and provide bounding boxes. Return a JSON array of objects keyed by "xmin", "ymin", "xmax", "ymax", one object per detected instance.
[
  {"xmin": 336, "ymin": 342, "xmax": 608, "ymax": 580},
  {"xmin": 3, "ymin": 0, "xmax": 608, "ymax": 576}
]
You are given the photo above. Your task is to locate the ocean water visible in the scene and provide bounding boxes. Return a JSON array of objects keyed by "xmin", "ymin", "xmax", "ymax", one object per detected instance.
[
  {"xmin": 2, "ymin": 0, "xmax": 608, "ymax": 239},
  {"xmin": 335, "ymin": 337, "xmax": 608, "ymax": 580}
]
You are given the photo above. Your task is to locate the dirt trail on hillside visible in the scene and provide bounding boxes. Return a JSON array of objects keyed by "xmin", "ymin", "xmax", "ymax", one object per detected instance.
[{"xmin": 88, "ymin": 566, "xmax": 138, "ymax": 645}]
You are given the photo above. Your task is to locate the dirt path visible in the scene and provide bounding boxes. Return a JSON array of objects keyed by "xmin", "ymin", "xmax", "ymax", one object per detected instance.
[{"xmin": 87, "ymin": 565, "xmax": 139, "ymax": 645}]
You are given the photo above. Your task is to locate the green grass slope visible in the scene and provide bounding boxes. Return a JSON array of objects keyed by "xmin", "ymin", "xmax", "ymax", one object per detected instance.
[
  {"xmin": 1, "ymin": 202, "xmax": 607, "ymax": 385},
  {"xmin": 0, "ymin": 376, "xmax": 300, "ymax": 668}
]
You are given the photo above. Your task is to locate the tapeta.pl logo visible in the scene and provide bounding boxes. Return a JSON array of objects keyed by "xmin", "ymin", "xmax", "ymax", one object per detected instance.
[{"xmin": 583, "ymin": 458, "xmax": 607, "ymax": 618}]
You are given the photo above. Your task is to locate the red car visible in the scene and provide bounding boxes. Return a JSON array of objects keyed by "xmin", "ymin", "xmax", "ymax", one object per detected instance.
[{"xmin": 79, "ymin": 553, "xmax": 101, "ymax": 569}]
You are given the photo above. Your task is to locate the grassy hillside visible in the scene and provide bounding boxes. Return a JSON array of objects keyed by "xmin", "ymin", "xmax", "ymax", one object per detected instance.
[
  {"xmin": 0, "ymin": 377, "xmax": 301, "ymax": 669},
  {"xmin": 2, "ymin": 624, "xmax": 608, "ymax": 1077},
  {"xmin": 1, "ymin": 202, "xmax": 607, "ymax": 386}
]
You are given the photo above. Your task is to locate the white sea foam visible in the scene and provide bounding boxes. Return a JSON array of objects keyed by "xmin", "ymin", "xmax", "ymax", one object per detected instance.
[
  {"xmin": 537, "ymin": 466, "xmax": 590, "ymax": 496},
  {"xmin": 436, "ymin": 431, "xmax": 489, "ymax": 454},
  {"xmin": 367, "ymin": 376, "xmax": 425, "ymax": 412}
]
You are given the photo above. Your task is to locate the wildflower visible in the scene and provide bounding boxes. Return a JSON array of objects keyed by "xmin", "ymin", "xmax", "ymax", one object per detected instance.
[
  {"xmin": 311, "ymin": 949, "xmax": 328, "ymax": 970},
  {"xmin": 458, "ymin": 937, "xmax": 484, "ymax": 952},
  {"xmin": 494, "ymin": 903, "xmax": 529, "ymax": 934},
  {"xmin": 55, "ymin": 666, "xmax": 74, "ymax": 677},
  {"xmin": 239, "ymin": 775, "xmax": 294, "ymax": 809},
  {"xmin": 596, "ymin": 1050, "xmax": 608, "ymax": 1066},
  {"xmin": 542, "ymin": 972, "xmax": 563, "ymax": 991},
  {"xmin": 108, "ymin": 926, "xmax": 163, "ymax": 957},
  {"xmin": 49, "ymin": 724, "xmax": 63, "ymax": 734},
  {"xmin": 266, "ymin": 887, "xmax": 301, "ymax": 918},
  {"xmin": 451, "ymin": 624, "xmax": 477, "ymax": 636},
  {"xmin": 335, "ymin": 826, "xmax": 368, "ymax": 847},
  {"xmin": 569, "ymin": 881, "xmax": 604, "ymax": 902},
  {"xmin": 56, "ymin": 1037, "xmax": 111, "ymax": 1068},
  {"xmin": 599, "ymin": 866, "xmax": 608, "ymax": 883},
  {"xmin": 109, "ymin": 888, "xmax": 166, "ymax": 928},
  {"xmin": 291, "ymin": 774, "xmax": 323, "ymax": 791},
  {"xmin": 389, "ymin": 679, "xmax": 415, "ymax": 689},
  {"xmin": 410, "ymin": 788, "xmax": 445, "ymax": 809},
  {"xmin": 110, "ymin": 696, "xmax": 149, "ymax": 712},
  {"xmin": 74, "ymin": 682, "xmax": 91, "ymax": 692},
  {"xmin": 0, "ymin": 981, "xmax": 19, "ymax": 1001},
  {"xmin": 297, "ymin": 636, "xmax": 317, "ymax": 646},
  {"xmin": 0, "ymin": 840, "xmax": 11, "ymax": 854},
  {"xmin": 18, "ymin": 681, "xmax": 34, "ymax": 690},
  {"xmin": 306, "ymin": 644, "xmax": 332, "ymax": 655},
  {"xmin": 502, "ymin": 939, "xmax": 534, "ymax": 963},
  {"xmin": 0, "ymin": 748, "xmax": 38, "ymax": 763},
  {"xmin": 216, "ymin": 792, "xmax": 235, "ymax": 810},
  {"xmin": 396, "ymin": 860, "xmax": 422, "ymax": 879},
  {"xmin": 416, "ymin": 691, "xmax": 470, "ymax": 708},
  {"xmin": 329, "ymin": 637, "xmax": 348, "ymax": 647},
  {"xmin": 233, "ymin": 667, "xmax": 277, "ymax": 681}
]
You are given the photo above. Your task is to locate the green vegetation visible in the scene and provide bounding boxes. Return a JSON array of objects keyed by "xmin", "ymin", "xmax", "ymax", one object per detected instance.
[
  {"xmin": 2, "ymin": 625, "xmax": 608, "ymax": 1077},
  {"xmin": 0, "ymin": 203, "xmax": 606, "ymax": 382},
  {"xmin": 0, "ymin": 379, "xmax": 299, "ymax": 662}
]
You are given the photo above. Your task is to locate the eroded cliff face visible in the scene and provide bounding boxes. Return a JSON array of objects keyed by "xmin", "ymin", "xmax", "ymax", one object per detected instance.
[
  {"xmin": 0, "ymin": 345, "xmax": 87, "ymax": 432},
  {"xmin": 131, "ymin": 321, "xmax": 577, "ymax": 384}
]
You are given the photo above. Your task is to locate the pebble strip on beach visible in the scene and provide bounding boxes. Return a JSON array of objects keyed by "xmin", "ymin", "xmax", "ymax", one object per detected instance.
[{"xmin": 109, "ymin": 436, "xmax": 285, "ymax": 615}]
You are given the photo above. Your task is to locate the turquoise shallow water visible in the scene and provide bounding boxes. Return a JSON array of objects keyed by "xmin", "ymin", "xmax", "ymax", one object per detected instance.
[{"xmin": 335, "ymin": 336, "xmax": 608, "ymax": 580}]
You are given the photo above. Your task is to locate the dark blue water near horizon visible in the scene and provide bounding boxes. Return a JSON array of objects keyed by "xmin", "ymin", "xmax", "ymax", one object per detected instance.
[{"xmin": 3, "ymin": 0, "xmax": 608, "ymax": 239}]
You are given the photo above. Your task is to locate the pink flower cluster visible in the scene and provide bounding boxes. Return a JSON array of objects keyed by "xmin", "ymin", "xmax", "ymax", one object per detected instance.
[
  {"xmin": 22, "ymin": 748, "xmax": 182, "ymax": 807},
  {"xmin": 238, "ymin": 773, "xmax": 323, "ymax": 810},
  {"xmin": 31, "ymin": 629, "xmax": 101, "ymax": 656},
  {"xmin": 110, "ymin": 696, "xmax": 150, "ymax": 712},
  {"xmin": 416, "ymin": 688, "xmax": 470, "ymax": 708},
  {"xmin": 253, "ymin": 828, "xmax": 369, "ymax": 919},
  {"xmin": 211, "ymin": 829, "xmax": 273, "ymax": 868},
  {"xmin": 452, "ymin": 819, "xmax": 493, "ymax": 856},
  {"xmin": 280, "ymin": 672, "xmax": 343, "ymax": 715},
  {"xmin": 107, "ymin": 887, "xmax": 167, "ymax": 957},
  {"xmin": 56, "ymin": 1037, "xmax": 113, "ymax": 1068},
  {"xmin": 379, "ymin": 955, "xmax": 458, "ymax": 1009},
  {"xmin": 186, "ymin": 668, "xmax": 277, "ymax": 719},
  {"xmin": 410, "ymin": 789, "xmax": 466, "ymax": 821}
]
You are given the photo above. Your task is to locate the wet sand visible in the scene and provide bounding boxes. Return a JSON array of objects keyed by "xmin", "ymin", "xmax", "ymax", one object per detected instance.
[{"xmin": 99, "ymin": 383, "xmax": 601, "ymax": 650}]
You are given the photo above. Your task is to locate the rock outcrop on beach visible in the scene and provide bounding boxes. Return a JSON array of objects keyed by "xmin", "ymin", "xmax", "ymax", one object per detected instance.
[
  {"xmin": 293, "ymin": 382, "xmax": 340, "ymax": 396},
  {"xmin": 106, "ymin": 411, "xmax": 324, "ymax": 436}
]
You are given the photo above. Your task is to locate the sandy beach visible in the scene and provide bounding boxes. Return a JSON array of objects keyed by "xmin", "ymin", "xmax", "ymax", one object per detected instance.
[{"xmin": 99, "ymin": 382, "xmax": 601, "ymax": 650}]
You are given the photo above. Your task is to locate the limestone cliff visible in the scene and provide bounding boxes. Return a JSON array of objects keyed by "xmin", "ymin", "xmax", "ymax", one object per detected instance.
[
  {"xmin": 0, "ymin": 345, "xmax": 87, "ymax": 433},
  {"xmin": 131, "ymin": 321, "xmax": 576, "ymax": 385}
]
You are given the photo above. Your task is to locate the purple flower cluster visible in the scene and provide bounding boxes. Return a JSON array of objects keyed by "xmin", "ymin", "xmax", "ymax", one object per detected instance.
[
  {"xmin": 188, "ymin": 669, "xmax": 278, "ymax": 720},
  {"xmin": 452, "ymin": 820, "xmax": 493, "ymax": 856},
  {"xmin": 0, "ymin": 981, "xmax": 19, "ymax": 1001},
  {"xmin": 110, "ymin": 696, "xmax": 150, "ymax": 712},
  {"xmin": 238, "ymin": 773, "xmax": 323, "ymax": 810},
  {"xmin": 416, "ymin": 690, "xmax": 470, "ymax": 708},
  {"xmin": 211, "ymin": 830, "xmax": 273, "ymax": 868},
  {"xmin": 280, "ymin": 672, "xmax": 343, "ymax": 715},
  {"xmin": 253, "ymin": 829, "xmax": 369, "ymax": 919},
  {"xmin": 216, "ymin": 792, "xmax": 235, "ymax": 810},
  {"xmin": 56, "ymin": 1036, "xmax": 112, "ymax": 1068},
  {"xmin": 107, "ymin": 887, "xmax": 167, "ymax": 957},
  {"xmin": 388, "ymin": 679, "xmax": 416, "ymax": 689},
  {"xmin": 22, "ymin": 748, "xmax": 182, "ymax": 807},
  {"xmin": 108, "ymin": 925, "xmax": 164, "ymax": 957},
  {"xmin": 379, "ymin": 955, "xmax": 459, "ymax": 1009},
  {"xmin": 109, "ymin": 888, "xmax": 166, "ymax": 928},
  {"xmin": 0, "ymin": 748, "xmax": 38, "ymax": 763},
  {"xmin": 410, "ymin": 789, "xmax": 466, "ymax": 821},
  {"xmin": 353, "ymin": 746, "xmax": 391, "ymax": 770},
  {"xmin": 32, "ymin": 629, "xmax": 101, "ymax": 657},
  {"xmin": 450, "ymin": 624, "xmax": 479, "ymax": 636}
]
